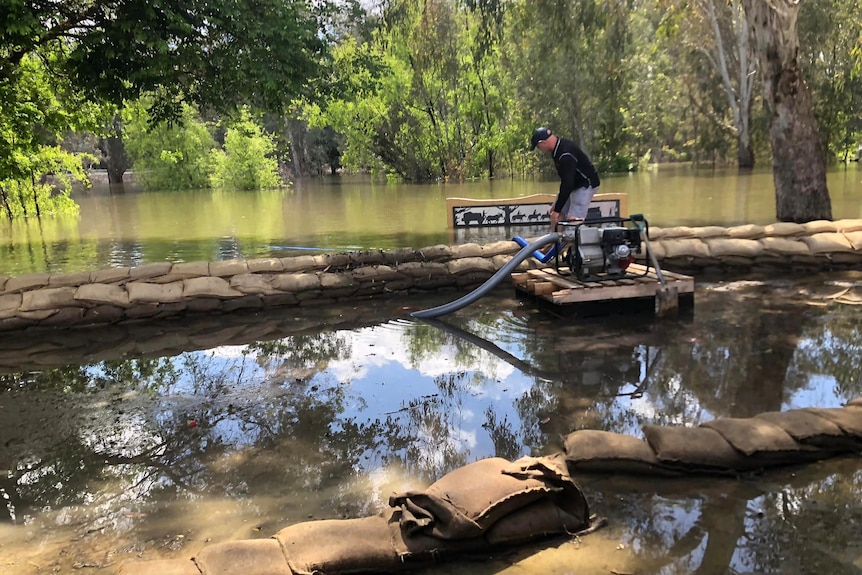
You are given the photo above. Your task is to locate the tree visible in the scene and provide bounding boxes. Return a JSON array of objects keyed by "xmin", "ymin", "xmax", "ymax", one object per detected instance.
[
  {"xmin": 797, "ymin": 0, "xmax": 862, "ymax": 162},
  {"xmin": 0, "ymin": 50, "xmax": 100, "ymax": 219},
  {"xmin": 0, "ymin": 0, "xmax": 326, "ymax": 123},
  {"xmin": 743, "ymin": 0, "xmax": 831, "ymax": 222},
  {"xmin": 506, "ymin": 0, "xmax": 637, "ymax": 171},
  {"xmin": 210, "ymin": 109, "xmax": 283, "ymax": 190},
  {"xmin": 123, "ymin": 102, "xmax": 216, "ymax": 190},
  {"xmin": 696, "ymin": 0, "xmax": 758, "ymax": 167}
]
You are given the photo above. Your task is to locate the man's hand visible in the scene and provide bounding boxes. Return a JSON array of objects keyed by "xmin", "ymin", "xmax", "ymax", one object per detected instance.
[{"xmin": 549, "ymin": 209, "xmax": 561, "ymax": 232}]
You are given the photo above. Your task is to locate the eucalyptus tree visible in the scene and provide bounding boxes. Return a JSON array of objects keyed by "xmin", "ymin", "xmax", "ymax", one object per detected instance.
[
  {"xmin": 664, "ymin": 0, "xmax": 758, "ymax": 167},
  {"xmin": 743, "ymin": 0, "xmax": 831, "ymax": 222},
  {"xmin": 506, "ymin": 0, "xmax": 636, "ymax": 171}
]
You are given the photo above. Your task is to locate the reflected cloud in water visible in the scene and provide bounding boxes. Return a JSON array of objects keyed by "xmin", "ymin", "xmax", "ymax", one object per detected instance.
[{"xmin": 1, "ymin": 276, "xmax": 862, "ymax": 573}]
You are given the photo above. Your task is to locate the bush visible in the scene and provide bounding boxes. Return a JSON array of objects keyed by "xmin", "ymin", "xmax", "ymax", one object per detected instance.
[{"xmin": 210, "ymin": 109, "xmax": 283, "ymax": 190}]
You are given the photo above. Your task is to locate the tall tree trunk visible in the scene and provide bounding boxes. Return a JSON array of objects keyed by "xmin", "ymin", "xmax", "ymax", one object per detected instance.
[
  {"xmin": 737, "ymin": 133, "xmax": 755, "ymax": 168},
  {"xmin": 743, "ymin": 0, "xmax": 831, "ymax": 222},
  {"xmin": 101, "ymin": 114, "xmax": 129, "ymax": 184},
  {"xmin": 699, "ymin": 0, "xmax": 757, "ymax": 168}
]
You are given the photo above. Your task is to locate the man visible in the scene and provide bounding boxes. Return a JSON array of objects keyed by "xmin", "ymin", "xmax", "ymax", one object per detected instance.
[{"xmin": 530, "ymin": 127, "xmax": 600, "ymax": 231}]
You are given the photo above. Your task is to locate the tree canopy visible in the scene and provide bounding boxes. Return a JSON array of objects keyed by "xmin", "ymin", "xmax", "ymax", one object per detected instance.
[{"xmin": 0, "ymin": 0, "xmax": 326, "ymax": 121}]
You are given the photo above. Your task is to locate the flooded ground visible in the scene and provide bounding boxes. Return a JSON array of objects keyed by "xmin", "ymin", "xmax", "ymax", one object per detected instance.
[{"xmin": 1, "ymin": 273, "xmax": 862, "ymax": 574}]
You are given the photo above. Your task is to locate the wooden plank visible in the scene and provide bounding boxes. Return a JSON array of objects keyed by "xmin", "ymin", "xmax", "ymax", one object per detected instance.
[
  {"xmin": 551, "ymin": 282, "xmax": 668, "ymax": 304},
  {"xmin": 533, "ymin": 282, "xmax": 557, "ymax": 296},
  {"xmin": 526, "ymin": 268, "xmax": 584, "ymax": 290},
  {"xmin": 513, "ymin": 261, "xmax": 695, "ymax": 308}
]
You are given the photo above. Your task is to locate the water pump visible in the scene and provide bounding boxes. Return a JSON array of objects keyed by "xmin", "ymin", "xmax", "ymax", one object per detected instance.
[{"xmin": 555, "ymin": 217, "xmax": 645, "ymax": 281}]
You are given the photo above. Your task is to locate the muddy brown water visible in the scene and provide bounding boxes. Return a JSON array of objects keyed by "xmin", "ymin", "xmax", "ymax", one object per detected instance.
[
  {"xmin": 1, "ymin": 273, "xmax": 861, "ymax": 574},
  {"xmin": 2, "ymin": 164, "xmax": 862, "ymax": 276}
]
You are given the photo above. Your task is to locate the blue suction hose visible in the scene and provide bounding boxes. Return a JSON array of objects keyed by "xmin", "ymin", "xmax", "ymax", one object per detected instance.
[
  {"xmin": 410, "ymin": 233, "xmax": 560, "ymax": 319},
  {"xmin": 512, "ymin": 235, "xmax": 558, "ymax": 263}
]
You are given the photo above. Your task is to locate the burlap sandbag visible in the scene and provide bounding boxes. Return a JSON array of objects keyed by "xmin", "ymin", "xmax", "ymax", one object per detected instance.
[
  {"xmin": 564, "ymin": 429, "xmax": 675, "ymax": 475},
  {"xmin": 275, "ymin": 515, "xmax": 399, "ymax": 575},
  {"xmin": 701, "ymin": 418, "xmax": 819, "ymax": 464},
  {"xmin": 117, "ymin": 559, "xmax": 202, "ymax": 575},
  {"xmin": 642, "ymin": 425, "xmax": 759, "ymax": 472},
  {"xmin": 195, "ymin": 539, "xmax": 291, "ymax": 575},
  {"xmin": 389, "ymin": 456, "xmax": 574, "ymax": 540},
  {"xmin": 754, "ymin": 409, "xmax": 860, "ymax": 451},
  {"xmin": 803, "ymin": 407, "xmax": 862, "ymax": 436},
  {"xmin": 388, "ymin": 455, "xmax": 589, "ymax": 562},
  {"xmin": 483, "ymin": 497, "xmax": 589, "ymax": 546}
]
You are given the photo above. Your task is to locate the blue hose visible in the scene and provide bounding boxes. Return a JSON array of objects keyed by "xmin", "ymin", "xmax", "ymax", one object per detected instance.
[
  {"xmin": 410, "ymin": 233, "xmax": 560, "ymax": 319},
  {"xmin": 512, "ymin": 235, "xmax": 558, "ymax": 263}
]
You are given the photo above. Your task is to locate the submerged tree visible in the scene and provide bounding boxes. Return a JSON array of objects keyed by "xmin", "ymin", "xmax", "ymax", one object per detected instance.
[
  {"xmin": 210, "ymin": 109, "xmax": 283, "ymax": 190},
  {"xmin": 743, "ymin": 0, "xmax": 831, "ymax": 222},
  {"xmin": 123, "ymin": 102, "xmax": 216, "ymax": 191},
  {"xmin": 0, "ymin": 51, "xmax": 100, "ymax": 220}
]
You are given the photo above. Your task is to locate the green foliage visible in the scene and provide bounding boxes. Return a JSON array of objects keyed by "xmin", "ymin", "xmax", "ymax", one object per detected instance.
[
  {"xmin": 210, "ymin": 109, "xmax": 283, "ymax": 190},
  {"xmin": 123, "ymin": 102, "xmax": 216, "ymax": 190},
  {"xmin": 0, "ymin": 146, "xmax": 87, "ymax": 220},
  {"xmin": 1, "ymin": 0, "xmax": 326, "ymax": 123},
  {"xmin": 0, "ymin": 51, "xmax": 101, "ymax": 219},
  {"xmin": 798, "ymin": 0, "xmax": 862, "ymax": 162}
]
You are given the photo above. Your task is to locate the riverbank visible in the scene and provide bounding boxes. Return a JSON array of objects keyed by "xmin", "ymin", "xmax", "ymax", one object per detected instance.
[{"xmin": 1, "ymin": 219, "xmax": 861, "ymax": 333}]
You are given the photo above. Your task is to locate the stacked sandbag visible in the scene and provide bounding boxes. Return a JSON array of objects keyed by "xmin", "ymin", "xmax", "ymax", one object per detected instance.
[
  {"xmin": 564, "ymin": 399, "xmax": 862, "ymax": 476},
  {"xmin": 118, "ymin": 454, "xmax": 592, "ymax": 575}
]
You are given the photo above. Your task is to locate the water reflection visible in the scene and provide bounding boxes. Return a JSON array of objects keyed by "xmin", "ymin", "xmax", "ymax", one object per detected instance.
[
  {"xmin": 1, "ymin": 276, "xmax": 862, "ymax": 573},
  {"xmin": 2, "ymin": 164, "xmax": 862, "ymax": 276}
]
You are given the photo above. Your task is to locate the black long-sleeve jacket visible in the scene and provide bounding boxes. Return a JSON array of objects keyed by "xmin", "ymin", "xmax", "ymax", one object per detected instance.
[{"xmin": 552, "ymin": 138, "xmax": 600, "ymax": 213}]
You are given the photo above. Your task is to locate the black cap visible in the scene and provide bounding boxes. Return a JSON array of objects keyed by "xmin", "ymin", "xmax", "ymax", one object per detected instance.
[{"xmin": 530, "ymin": 127, "xmax": 552, "ymax": 150}]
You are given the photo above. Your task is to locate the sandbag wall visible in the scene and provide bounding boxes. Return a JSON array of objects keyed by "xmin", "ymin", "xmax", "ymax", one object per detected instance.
[
  {"xmin": 117, "ymin": 399, "xmax": 862, "ymax": 575},
  {"xmin": 118, "ymin": 455, "xmax": 591, "ymax": 575},
  {"xmin": 3, "ymin": 218, "xmax": 862, "ymax": 332},
  {"xmin": 0, "ymin": 241, "xmax": 524, "ymax": 333},
  {"xmin": 564, "ymin": 398, "xmax": 862, "ymax": 476},
  {"xmin": 644, "ymin": 218, "xmax": 862, "ymax": 276}
]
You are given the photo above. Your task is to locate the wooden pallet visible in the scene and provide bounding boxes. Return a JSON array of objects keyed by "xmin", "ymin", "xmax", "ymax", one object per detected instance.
[{"xmin": 511, "ymin": 263, "xmax": 694, "ymax": 306}]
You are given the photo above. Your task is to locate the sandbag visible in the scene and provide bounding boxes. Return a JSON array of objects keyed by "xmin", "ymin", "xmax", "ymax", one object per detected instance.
[
  {"xmin": 564, "ymin": 429, "xmax": 676, "ymax": 475},
  {"xmin": 642, "ymin": 425, "xmax": 758, "ymax": 473},
  {"xmin": 275, "ymin": 515, "xmax": 399, "ymax": 575},
  {"xmin": 389, "ymin": 456, "xmax": 575, "ymax": 540},
  {"xmin": 195, "ymin": 539, "xmax": 291, "ymax": 575},
  {"xmin": 390, "ymin": 455, "xmax": 589, "ymax": 558},
  {"xmin": 387, "ymin": 504, "xmax": 487, "ymax": 562},
  {"xmin": 754, "ymin": 409, "xmax": 860, "ymax": 451},
  {"xmin": 483, "ymin": 498, "xmax": 587, "ymax": 546},
  {"xmin": 701, "ymin": 418, "xmax": 819, "ymax": 464},
  {"xmin": 117, "ymin": 559, "xmax": 201, "ymax": 575},
  {"xmin": 803, "ymin": 407, "xmax": 862, "ymax": 436}
]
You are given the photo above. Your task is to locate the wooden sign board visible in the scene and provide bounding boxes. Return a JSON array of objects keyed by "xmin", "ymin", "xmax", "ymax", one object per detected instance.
[{"xmin": 446, "ymin": 193, "xmax": 628, "ymax": 228}]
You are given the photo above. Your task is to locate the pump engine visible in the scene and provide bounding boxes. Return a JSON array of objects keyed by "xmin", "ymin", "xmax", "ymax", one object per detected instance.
[{"xmin": 557, "ymin": 218, "xmax": 644, "ymax": 281}]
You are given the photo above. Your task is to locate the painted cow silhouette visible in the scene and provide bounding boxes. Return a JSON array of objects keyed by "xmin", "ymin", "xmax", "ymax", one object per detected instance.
[{"xmin": 485, "ymin": 214, "xmax": 503, "ymax": 224}]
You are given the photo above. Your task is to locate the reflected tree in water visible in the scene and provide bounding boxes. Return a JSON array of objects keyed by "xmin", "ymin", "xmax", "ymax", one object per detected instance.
[{"xmin": 785, "ymin": 310, "xmax": 862, "ymax": 401}]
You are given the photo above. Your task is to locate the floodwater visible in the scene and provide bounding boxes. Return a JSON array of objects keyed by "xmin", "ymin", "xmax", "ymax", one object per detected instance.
[
  {"xmin": 1, "ymin": 273, "xmax": 862, "ymax": 574},
  {"xmin": 1, "ymin": 163, "xmax": 861, "ymax": 276},
  {"xmin": 2, "ymin": 165, "xmax": 862, "ymax": 573}
]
